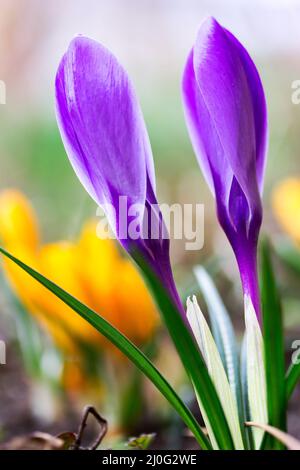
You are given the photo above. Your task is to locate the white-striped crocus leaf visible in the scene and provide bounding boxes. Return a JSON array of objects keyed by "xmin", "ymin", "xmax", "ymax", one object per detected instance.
[
  {"xmin": 194, "ymin": 267, "xmax": 241, "ymax": 408},
  {"xmin": 244, "ymin": 295, "xmax": 268, "ymax": 449},
  {"xmin": 186, "ymin": 296, "xmax": 244, "ymax": 450}
]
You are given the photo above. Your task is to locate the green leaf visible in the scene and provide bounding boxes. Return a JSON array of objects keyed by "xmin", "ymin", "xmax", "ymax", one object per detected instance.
[
  {"xmin": 286, "ymin": 358, "xmax": 300, "ymax": 400},
  {"xmin": 138, "ymin": 258, "xmax": 235, "ymax": 449},
  {"xmin": 0, "ymin": 246, "xmax": 210, "ymax": 450},
  {"xmin": 186, "ymin": 296, "xmax": 244, "ymax": 449},
  {"xmin": 260, "ymin": 239, "xmax": 286, "ymax": 450},
  {"xmin": 194, "ymin": 266, "xmax": 246, "ymax": 445},
  {"xmin": 244, "ymin": 295, "xmax": 268, "ymax": 449}
]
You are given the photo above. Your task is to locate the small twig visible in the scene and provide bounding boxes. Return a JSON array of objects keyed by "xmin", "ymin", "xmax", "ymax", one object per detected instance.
[{"xmin": 73, "ymin": 405, "xmax": 108, "ymax": 450}]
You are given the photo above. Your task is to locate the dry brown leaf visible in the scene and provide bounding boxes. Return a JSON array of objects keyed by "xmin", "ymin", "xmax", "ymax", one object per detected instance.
[
  {"xmin": 246, "ymin": 421, "xmax": 300, "ymax": 450},
  {"xmin": 0, "ymin": 432, "xmax": 64, "ymax": 450}
]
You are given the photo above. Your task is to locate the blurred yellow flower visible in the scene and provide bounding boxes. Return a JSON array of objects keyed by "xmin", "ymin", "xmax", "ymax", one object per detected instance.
[
  {"xmin": 0, "ymin": 190, "xmax": 159, "ymax": 359},
  {"xmin": 272, "ymin": 178, "xmax": 300, "ymax": 244}
]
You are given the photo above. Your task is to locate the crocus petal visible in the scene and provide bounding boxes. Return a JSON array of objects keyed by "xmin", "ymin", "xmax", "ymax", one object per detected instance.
[
  {"xmin": 223, "ymin": 28, "xmax": 268, "ymax": 193},
  {"xmin": 55, "ymin": 36, "xmax": 155, "ymax": 234},
  {"xmin": 193, "ymin": 18, "xmax": 266, "ymax": 198},
  {"xmin": 182, "ymin": 49, "xmax": 217, "ymax": 195}
]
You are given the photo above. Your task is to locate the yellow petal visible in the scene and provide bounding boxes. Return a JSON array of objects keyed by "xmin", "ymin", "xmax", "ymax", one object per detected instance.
[
  {"xmin": 77, "ymin": 220, "xmax": 158, "ymax": 352},
  {"xmin": 76, "ymin": 220, "xmax": 121, "ymax": 326},
  {"xmin": 38, "ymin": 241, "xmax": 101, "ymax": 345},
  {"xmin": 78, "ymin": 220, "xmax": 119, "ymax": 295},
  {"xmin": 116, "ymin": 260, "xmax": 159, "ymax": 345},
  {"xmin": 272, "ymin": 178, "xmax": 300, "ymax": 244},
  {"xmin": 0, "ymin": 190, "xmax": 40, "ymax": 250}
]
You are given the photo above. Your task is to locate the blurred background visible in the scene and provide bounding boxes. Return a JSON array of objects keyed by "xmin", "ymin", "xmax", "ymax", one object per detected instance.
[{"xmin": 0, "ymin": 0, "xmax": 300, "ymax": 449}]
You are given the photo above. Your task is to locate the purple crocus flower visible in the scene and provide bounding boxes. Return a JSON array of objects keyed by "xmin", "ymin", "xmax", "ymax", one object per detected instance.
[
  {"xmin": 55, "ymin": 36, "xmax": 184, "ymax": 318},
  {"xmin": 182, "ymin": 17, "xmax": 268, "ymax": 320}
]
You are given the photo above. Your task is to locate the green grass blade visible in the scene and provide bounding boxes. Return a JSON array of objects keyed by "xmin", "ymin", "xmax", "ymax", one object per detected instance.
[
  {"xmin": 286, "ymin": 362, "xmax": 300, "ymax": 401},
  {"xmin": 139, "ymin": 260, "xmax": 234, "ymax": 449},
  {"xmin": 260, "ymin": 239, "xmax": 286, "ymax": 449},
  {"xmin": 0, "ymin": 246, "xmax": 210, "ymax": 450}
]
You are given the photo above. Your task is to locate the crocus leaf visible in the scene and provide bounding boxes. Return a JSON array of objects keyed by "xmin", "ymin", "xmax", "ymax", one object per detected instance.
[
  {"xmin": 244, "ymin": 295, "xmax": 268, "ymax": 449},
  {"xmin": 260, "ymin": 238, "xmax": 286, "ymax": 449},
  {"xmin": 246, "ymin": 422, "xmax": 300, "ymax": 450},
  {"xmin": 186, "ymin": 296, "xmax": 244, "ymax": 449},
  {"xmin": 286, "ymin": 361, "xmax": 300, "ymax": 401},
  {"xmin": 240, "ymin": 336, "xmax": 255, "ymax": 449},
  {"xmin": 138, "ymin": 256, "xmax": 235, "ymax": 449},
  {"xmin": 267, "ymin": 240, "xmax": 300, "ymax": 401},
  {"xmin": 0, "ymin": 246, "xmax": 210, "ymax": 450},
  {"xmin": 194, "ymin": 266, "xmax": 246, "ymax": 441}
]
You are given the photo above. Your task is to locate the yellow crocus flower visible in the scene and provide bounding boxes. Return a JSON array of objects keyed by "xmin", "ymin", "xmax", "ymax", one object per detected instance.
[
  {"xmin": 272, "ymin": 178, "xmax": 300, "ymax": 244},
  {"xmin": 0, "ymin": 189, "xmax": 39, "ymax": 250},
  {"xmin": 0, "ymin": 190, "xmax": 159, "ymax": 359}
]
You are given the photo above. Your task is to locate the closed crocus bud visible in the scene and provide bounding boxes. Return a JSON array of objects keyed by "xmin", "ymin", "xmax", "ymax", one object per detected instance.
[
  {"xmin": 55, "ymin": 37, "xmax": 184, "ymax": 318},
  {"xmin": 182, "ymin": 17, "xmax": 268, "ymax": 320}
]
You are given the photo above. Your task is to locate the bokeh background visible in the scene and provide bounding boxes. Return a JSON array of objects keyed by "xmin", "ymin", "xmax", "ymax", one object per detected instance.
[{"xmin": 0, "ymin": 0, "xmax": 300, "ymax": 449}]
